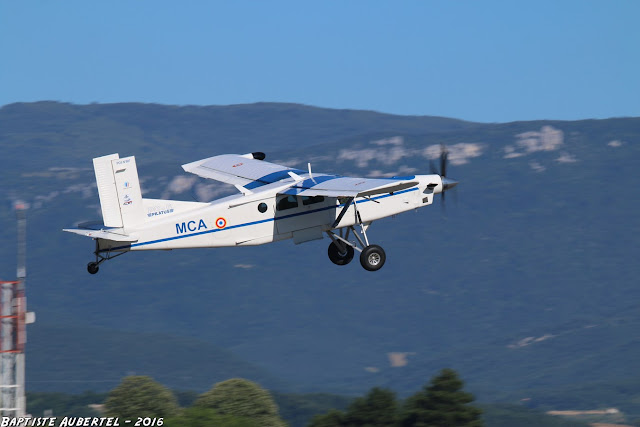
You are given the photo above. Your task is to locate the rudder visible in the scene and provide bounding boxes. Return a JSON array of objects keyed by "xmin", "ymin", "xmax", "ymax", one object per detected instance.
[{"xmin": 93, "ymin": 153, "xmax": 146, "ymax": 230}]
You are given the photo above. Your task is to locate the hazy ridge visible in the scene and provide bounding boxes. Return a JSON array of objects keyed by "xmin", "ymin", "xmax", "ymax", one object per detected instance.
[{"xmin": 1, "ymin": 102, "xmax": 639, "ymax": 418}]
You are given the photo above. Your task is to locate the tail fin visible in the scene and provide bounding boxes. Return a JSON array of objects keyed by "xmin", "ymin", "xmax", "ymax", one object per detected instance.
[{"xmin": 93, "ymin": 153, "xmax": 146, "ymax": 230}]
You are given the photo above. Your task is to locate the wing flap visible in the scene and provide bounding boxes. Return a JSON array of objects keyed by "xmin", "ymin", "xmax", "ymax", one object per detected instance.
[
  {"xmin": 281, "ymin": 177, "xmax": 418, "ymax": 198},
  {"xmin": 357, "ymin": 181, "xmax": 419, "ymax": 197}
]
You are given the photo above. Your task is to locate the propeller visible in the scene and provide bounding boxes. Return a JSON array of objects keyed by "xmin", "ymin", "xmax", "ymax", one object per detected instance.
[{"xmin": 429, "ymin": 144, "xmax": 458, "ymax": 205}]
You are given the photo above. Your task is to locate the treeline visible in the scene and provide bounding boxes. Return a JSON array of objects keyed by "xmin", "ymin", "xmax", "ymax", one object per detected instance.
[
  {"xmin": 308, "ymin": 369, "xmax": 481, "ymax": 426},
  {"xmin": 28, "ymin": 391, "xmax": 108, "ymax": 417},
  {"xmin": 27, "ymin": 369, "xmax": 592, "ymax": 426},
  {"xmin": 100, "ymin": 368, "xmax": 484, "ymax": 426},
  {"xmin": 104, "ymin": 376, "xmax": 284, "ymax": 426}
]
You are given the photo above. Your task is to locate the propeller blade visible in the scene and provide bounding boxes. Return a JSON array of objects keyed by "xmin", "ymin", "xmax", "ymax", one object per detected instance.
[
  {"xmin": 440, "ymin": 144, "xmax": 448, "ymax": 178},
  {"xmin": 428, "ymin": 144, "xmax": 457, "ymax": 211},
  {"xmin": 429, "ymin": 160, "xmax": 438, "ymax": 175}
]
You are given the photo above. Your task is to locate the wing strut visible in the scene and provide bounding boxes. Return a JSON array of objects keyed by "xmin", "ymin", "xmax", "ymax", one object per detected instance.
[
  {"xmin": 330, "ymin": 197, "xmax": 370, "ymax": 247},
  {"xmin": 354, "ymin": 201, "xmax": 370, "ymax": 246},
  {"xmin": 332, "ymin": 197, "xmax": 354, "ymax": 228}
]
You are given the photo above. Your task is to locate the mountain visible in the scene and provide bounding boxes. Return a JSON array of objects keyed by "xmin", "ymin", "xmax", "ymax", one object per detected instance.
[
  {"xmin": 26, "ymin": 325, "xmax": 287, "ymax": 393},
  {"xmin": 1, "ymin": 102, "xmax": 639, "ymax": 415}
]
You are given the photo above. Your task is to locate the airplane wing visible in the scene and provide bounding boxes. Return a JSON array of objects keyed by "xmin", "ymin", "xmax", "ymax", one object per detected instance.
[
  {"xmin": 282, "ymin": 176, "xmax": 418, "ymax": 198},
  {"xmin": 183, "ymin": 154, "xmax": 418, "ymax": 198},
  {"xmin": 182, "ymin": 154, "xmax": 303, "ymax": 189}
]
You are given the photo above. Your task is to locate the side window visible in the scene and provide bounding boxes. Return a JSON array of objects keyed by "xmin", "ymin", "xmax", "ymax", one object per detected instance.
[
  {"xmin": 276, "ymin": 195, "xmax": 299, "ymax": 211},
  {"xmin": 301, "ymin": 196, "xmax": 325, "ymax": 206}
]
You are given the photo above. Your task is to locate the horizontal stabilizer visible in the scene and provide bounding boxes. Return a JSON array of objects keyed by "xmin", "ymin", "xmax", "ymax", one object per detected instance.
[{"xmin": 62, "ymin": 228, "xmax": 138, "ymax": 242}]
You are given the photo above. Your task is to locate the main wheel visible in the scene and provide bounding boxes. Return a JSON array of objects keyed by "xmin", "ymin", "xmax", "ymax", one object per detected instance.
[
  {"xmin": 328, "ymin": 242, "xmax": 355, "ymax": 266},
  {"xmin": 360, "ymin": 245, "xmax": 386, "ymax": 271},
  {"xmin": 87, "ymin": 262, "xmax": 99, "ymax": 275}
]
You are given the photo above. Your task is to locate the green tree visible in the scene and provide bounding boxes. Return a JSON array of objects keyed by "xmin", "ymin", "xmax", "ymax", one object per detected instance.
[
  {"xmin": 273, "ymin": 392, "xmax": 351, "ymax": 427},
  {"xmin": 104, "ymin": 376, "xmax": 178, "ymax": 418},
  {"xmin": 194, "ymin": 378, "xmax": 286, "ymax": 427},
  {"xmin": 164, "ymin": 406, "xmax": 259, "ymax": 427},
  {"xmin": 400, "ymin": 368, "xmax": 482, "ymax": 427},
  {"xmin": 344, "ymin": 387, "xmax": 398, "ymax": 426},
  {"xmin": 309, "ymin": 387, "xmax": 397, "ymax": 427},
  {"xmin": 308, "ymin": 409, "xmax": 347, "ymax": 427}
]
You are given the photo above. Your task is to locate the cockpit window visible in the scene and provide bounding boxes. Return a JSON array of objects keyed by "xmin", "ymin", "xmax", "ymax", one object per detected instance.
[
  {"xmin": 276, "ymin": 195, "xmax": 298, "ymax": 211},
  {"xmin": 301, "ymin": 196, "xmax": 325, "ymax": 206}
]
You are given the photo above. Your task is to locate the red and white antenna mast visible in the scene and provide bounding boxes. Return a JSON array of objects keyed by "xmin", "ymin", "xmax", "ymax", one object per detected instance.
[{"xmin": 0, "ymin": 202, "xmax": 35, "ymax": 416}]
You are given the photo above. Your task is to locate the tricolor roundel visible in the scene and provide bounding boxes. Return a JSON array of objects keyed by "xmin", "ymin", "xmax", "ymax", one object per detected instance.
[{"xmin": 216, "ymin": 217, "xmax": 227, "ymax": 229}]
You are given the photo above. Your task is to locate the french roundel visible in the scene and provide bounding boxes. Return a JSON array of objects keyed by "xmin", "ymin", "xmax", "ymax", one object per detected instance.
[{"xmin": 215, "ymin": 217, "xmax": 227, "ymax": 229}]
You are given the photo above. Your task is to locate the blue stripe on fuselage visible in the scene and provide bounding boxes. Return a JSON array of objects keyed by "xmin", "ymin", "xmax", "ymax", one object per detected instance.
[{"xmin": 107, "ymin": 187, "xmax": 418, "ymax": 251}]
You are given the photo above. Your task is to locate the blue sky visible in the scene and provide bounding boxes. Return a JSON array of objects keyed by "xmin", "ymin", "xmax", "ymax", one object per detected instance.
[{"xmin": 1, "ymin": 1, "xmax": 638, "ymax": 122}]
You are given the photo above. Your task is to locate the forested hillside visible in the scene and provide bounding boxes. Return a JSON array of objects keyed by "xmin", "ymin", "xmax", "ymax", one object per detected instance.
[{"xmin": 1, "ymin": 102, "xmax": 639, "ymax": 419}]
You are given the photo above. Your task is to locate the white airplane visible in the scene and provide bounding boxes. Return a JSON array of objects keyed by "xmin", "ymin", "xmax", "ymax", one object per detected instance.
[{"xmin": 64, "ymin": 151, "xmax": 458, "ymax": 274}]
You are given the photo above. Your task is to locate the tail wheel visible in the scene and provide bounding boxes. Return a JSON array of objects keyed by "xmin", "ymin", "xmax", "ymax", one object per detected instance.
[
  {"xmin": 360, "ymin": 245, "xmax": 386, "ymax": 271},
  {"xmin": 328, "ymin": 242, "xmax": 355, "ymax": 266},
  {"xmin": 87, "ymin": 262, "xmax": 99, "ymax": 275}
]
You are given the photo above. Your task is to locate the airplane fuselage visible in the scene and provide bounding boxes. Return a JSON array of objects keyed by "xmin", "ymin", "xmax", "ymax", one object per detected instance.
[{"xmin": 98, "ymin": 174, "xmax": 441, "ymax": 254}]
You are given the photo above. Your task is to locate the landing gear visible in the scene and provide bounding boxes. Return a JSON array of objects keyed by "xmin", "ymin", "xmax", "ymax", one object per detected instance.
[
  {"xmin": 87, "ymin": 262, "xmax": 99, "ymax": 275},
  {"xmin": 328, "ymin": 242, "xmax": 355, "ymax": 265},
  {"xmin": 326, "ymin": 198, "xmax": 387, "ymax": 271},
  {"xmin": 86, "ymin": 239, "xmax": 128, "ymax": 274},
  {"xmin": 360, "ymin": 245, "xmax": 386, "ymax": 271}
]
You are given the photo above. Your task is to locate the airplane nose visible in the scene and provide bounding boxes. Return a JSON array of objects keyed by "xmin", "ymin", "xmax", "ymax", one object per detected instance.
[{"xmin": 442, "ymin": 177, "xmax": 459, "ymax": 191}]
